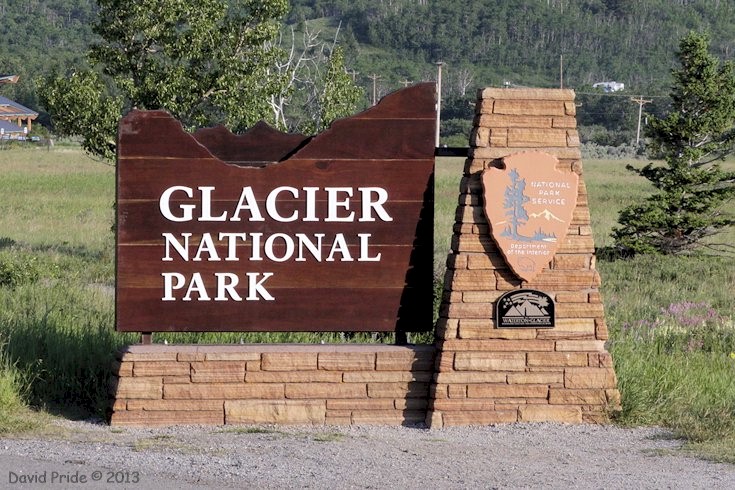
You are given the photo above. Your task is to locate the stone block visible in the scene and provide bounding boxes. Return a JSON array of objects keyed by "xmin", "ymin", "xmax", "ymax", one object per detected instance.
[
  {"xmin": 375, "ymin": 348, "xmax": 435, "ymax": 371},
  {"xmin": 525, "ymin": 270, "xmax": 600, "ymax": 289},
  {"xmin": 246, "ymin": 360, "xmax": 261, "ymax": 371},
  {"xmin": 549, "ymin": 388, "xmax": 607, "ymax": 405},
  {"xmin": 527, "ymin": 352, "xmax": 588, "ymax": 367},
  {"xmin": 489, "ymin": 128, "xmax": 509, "ymax": 146},
  {"xmin": 163, "ymin": 383, "xmax": 284, "ymax": 400},
  {"xmin": 552, "ymin": 254, "xmax": 590, "ymax": 270},
  {"xmin": 285, "ymin": 383, "xmax": 366, "ymax": 399},
  {"xmin": 507, "ymin": 372, "xmax": 564, "ymax": 385},
  {"xmin": 114, "ymin": 377, "xmax": 162, "ymax": 399},
  {"xmin": 458, "ymin": 323, "xmax": 537, "ymax": 340},
  {"xmin": 318, "ymin": 352, "xmax": 375, "ymax": 371},
  {"xmin": 471, "ymin": 126, "xmax": 490, "ymax": 147},
  {"xmin": 163, "ymin": 376, "xmax": 193, "ymax": 384},
  {"xmin": 462, "ymin": 291, "xmax": 505, "ymax": 303},
  {"xmin": 245, "ymin": 371, "xmax": 342, "ymax": 383},
  {"xmin": 564, "ymin": 101, "xmax": 577, "ymax": 115},
  {"xmin": 434, "ymin": 372, "xmax": 508, "ymax": 384},
  {"xmin": 555, "ymin": 340, "xmax": 606, "ymax": 352},
  {"xmin": 565, "ymin": 367, "xmax": 617, "ymax": 389},
  {"xmin": 508, "ymin": 128, "xmax": 569, "ymax": 147},
  {"xmin": 445, "ymin": 302, "xmax": 494, "ymax": 318},
  {"xmin": 177, "ymin": 352, "xmax": 206, "ymax": 362},
  {"xmin": 552, "ymin": 116, "xmax": 577, "ymax": 128},
  {"xmin": 475, "ymin": 114, "xmax": 553, "ymax": 128},
  {"xmin": 558, "ymin": 235, "xmax": 595, "ymax": 254},
  {"xmin": 118, "ymin": 350, "xmax": 178, "ymax": 362},
  {"xmin": 555, "ymin": 291, "xmax": 589, "ymax": 303},
  {"xmin": 466, "ymin": 254, "xmax": 507, "ymax": 270},
  {"xmin": 442, "ymin": 339, "xmax": 554, "ymax": 352},
  {"xmin": 566, "ymin": 131, "xmax": 580, "ymax": 147},
  {"xmin": 126, "ymin": 399, "xmax": 224, "ymax": 411},
  {"xmin": 225, "ymin": 400, "xmax": 325, "ymax": 425},
  {"xmin": 351, "ymin": 410, "xmax": 425, "ymax": 426},
  {"xmin": 111, "ymin": 399, "xmax": 127, "ymax": 411},
  {"xmin": 479, "ymin": 88, "xmax": 575, "ymax": 101},
  {"xmin": 435, "ymin": 353, "xmax": 455, "ymax": 372},
  {"xmin": 556, "ymin": 302, "xmax": 605, "ymax": 318},
  {"xmin": 204, "ymin": 351, "xmax": 261, "ymax": 362},
  {"xmin": 111, "ymin": 410, "xmax": 224, "ymax": 426},
  {"xmin": 261, "ymin": 352, "xmax": 317, "ymax": 371},
  {"xmin": 343, "ymin": 371, "xmax": 432, "ymax": 383},
  {"xmin": 495, "ymin": 270, "xmax": 524, "ymax": 290},
  {"xmin": 395, "ymin": 398, "xmax": 428, "ymax": 410},
  {"xmin": 467, "ymin": 384, "xmax": 549, "ymax": 399},
  {"xmin": 327, "ymin": 399, "xmax": 394, "ymax": 411},
  {"xmin": 431, "ymin": 399, "xmax": 495, "ymax": 411},
  {"xmin": 454, "ymin": 352, "xmax": 526, "ymax": 372},
  {"xmin": 518, "ymin": 405, "xmax": 582, "ymax": 423},
  {"xmin": 367, "ymin": 382, "xmax": 430, "ymax": 399},
  {"xmin": 493, "ymin": 100, "xmax": 567, "ymax": 116},
  {"xmin": 133, "ymin": 361, "xmax": 189, "ymax": 377},
  {"xmin": 435, "ymin": 318, "xmax": 459, "ymax": 340},
  {"xmin": 470, "ymin": 146, "xmax": 581, "ymax": 160},
  {"xmin": 442, "ymin": 410, "xmax": 518, "ymax": 426},
  {"xmin": 113, "ymin": 361, "xmax": 133, "ymax": 377},
  {"xmin": 447, "ymin": 384, "xmax": 467, "ymax": 398},
  {"xmin": 191, "ymin": 361, "xmax": 245, "ymax": 383}
]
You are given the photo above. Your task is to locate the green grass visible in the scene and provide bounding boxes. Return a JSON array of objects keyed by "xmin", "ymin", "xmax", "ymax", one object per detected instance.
[{"xmin": 0, "ymin": 146, "xmax": 734, "ymax": 464}]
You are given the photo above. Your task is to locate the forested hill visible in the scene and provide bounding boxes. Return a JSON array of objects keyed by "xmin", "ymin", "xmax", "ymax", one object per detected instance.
[
  {"xmin": 2, "ymin": 0, "xmax": 735, "ymax": 144},
  {"xmin": 289, "ymin": 0, "xmax": 735, "ymax": 92}
]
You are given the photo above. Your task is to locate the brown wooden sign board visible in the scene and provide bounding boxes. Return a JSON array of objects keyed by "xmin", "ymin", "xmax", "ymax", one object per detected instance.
[{"xmin": 116, "ymin": 84, "xmax": 436, "ymax": 333}]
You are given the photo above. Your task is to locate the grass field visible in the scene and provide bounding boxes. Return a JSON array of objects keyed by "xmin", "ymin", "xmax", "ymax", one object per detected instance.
[{"xmin": 0, "ymin": 147, "xmax": 734, "ymax": 461}]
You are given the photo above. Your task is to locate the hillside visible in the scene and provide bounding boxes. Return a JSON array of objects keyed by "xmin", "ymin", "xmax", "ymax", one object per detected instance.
[{"xmin": 2, "ymin": 0, "xmax": 734, "ymax": 144}]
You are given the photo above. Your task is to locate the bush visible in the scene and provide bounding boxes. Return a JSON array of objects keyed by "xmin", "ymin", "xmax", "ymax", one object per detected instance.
[{"xmin": 0, "ymin": 253, "xmax": 42, "ymax": 288}]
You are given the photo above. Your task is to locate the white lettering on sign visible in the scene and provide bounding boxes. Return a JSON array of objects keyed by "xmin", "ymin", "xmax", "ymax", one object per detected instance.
[
  {"xmin": 158, "ymin": 185, "xmax": 392, "ymax": 301},
  {"xmin": 158, "ymin": 186, "xmax": 393, "ymax": 223}
]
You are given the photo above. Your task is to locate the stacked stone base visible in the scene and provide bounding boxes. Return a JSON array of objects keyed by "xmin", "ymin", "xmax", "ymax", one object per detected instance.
[
  {"xmin": 110, "ymin": 344, "xmax": 435, "ymax": 426},
  {"xmin": 425, "ymin": 88, "xmax": 620, "ymax": 428}
]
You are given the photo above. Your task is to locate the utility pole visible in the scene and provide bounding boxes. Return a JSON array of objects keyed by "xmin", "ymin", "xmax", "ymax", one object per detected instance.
[
  {"xmin": 399, "ymin": 79, "xmax": 412, "ymax": 88},
  {"xmin": 630, "ymin": 96, "xmax": 653, "ymax": 144},
  {"xmin": 346, "ymin": 69, "xmax": 359, "ymax": 82},
  {"xmin": 435, "ymin": 61, "xmax": 444, "ymax": 147},
  {"xmin": 368, "ymin": 74, "xmax": 381, "ymax": 106}
]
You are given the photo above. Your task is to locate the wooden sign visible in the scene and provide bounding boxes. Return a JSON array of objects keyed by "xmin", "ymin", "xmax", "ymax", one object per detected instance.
[
  {"xmin": 116, "ymin": 84, "xmax": 436, "ymax": 333},
  {"xmin": 481, "ymin": 151, "xmax": 578, "ymax": 282}
]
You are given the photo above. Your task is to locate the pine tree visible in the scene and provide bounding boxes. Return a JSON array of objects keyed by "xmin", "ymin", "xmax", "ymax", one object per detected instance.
[{"xmin": 612, "ymin": 32, "xmax": 735, "ymax": 255}]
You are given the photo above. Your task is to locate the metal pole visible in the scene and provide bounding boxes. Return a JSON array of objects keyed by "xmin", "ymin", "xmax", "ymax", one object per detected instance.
[{"xmin": 435, "ymin": 61, "xmax": 444, "ymax": 147}]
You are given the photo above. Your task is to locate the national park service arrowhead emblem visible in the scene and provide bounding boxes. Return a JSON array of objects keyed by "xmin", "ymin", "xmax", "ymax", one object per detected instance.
[{"xmin": 481, "ymin": 152, "xmax": 579, "ymax": 282}]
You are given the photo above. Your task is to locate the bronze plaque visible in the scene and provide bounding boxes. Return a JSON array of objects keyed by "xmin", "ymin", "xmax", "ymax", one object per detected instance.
[
  {"xmin": 482, "ymin": 151, "xmax": 578, "ymax": 282},
  {"xmin": 116, "ymin": 84, "xmax": 435, "ymax": 333},
  {"xmin": 496, "ymin": 289, "xmax": 555, "ymax": 328}
]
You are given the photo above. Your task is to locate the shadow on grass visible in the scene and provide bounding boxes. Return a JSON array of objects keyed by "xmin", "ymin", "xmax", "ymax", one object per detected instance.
[{"xmin": 1, "ymin": 284, "xmax": 135, "ymax": 419}]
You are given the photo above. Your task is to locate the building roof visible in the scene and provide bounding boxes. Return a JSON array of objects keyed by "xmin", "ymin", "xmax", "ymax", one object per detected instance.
[
  {"xmin": 0, "ymin": 95, "xmax": 38, "ymax": 118},
  {"xmin": 0, "ymin": 120, "xmax": 24, "ymax": 133}
]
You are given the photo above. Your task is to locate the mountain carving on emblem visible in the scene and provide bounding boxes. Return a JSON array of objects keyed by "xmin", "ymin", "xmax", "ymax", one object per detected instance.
[{"xmin": 529, "ymin": 209, "xmax": 564, "ymax": 222}]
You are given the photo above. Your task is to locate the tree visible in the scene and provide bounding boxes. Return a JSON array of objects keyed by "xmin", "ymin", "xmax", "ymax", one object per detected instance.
[
  {"xmin": 311, "ymin": 46, "xmax": 362, "ymax": 134},
  {"xmin": 40, "ymin": 0, "xmax": 289, "ymax": 160},
  {"xmin": 612, "ymin": 32, "xmax": 735, "ymax": 255}
]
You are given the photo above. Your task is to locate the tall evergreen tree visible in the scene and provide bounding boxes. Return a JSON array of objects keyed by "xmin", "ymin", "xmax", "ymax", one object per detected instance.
[{"xmin": 612, "ymin": 32, "xmax": 735, "ymax": 255}]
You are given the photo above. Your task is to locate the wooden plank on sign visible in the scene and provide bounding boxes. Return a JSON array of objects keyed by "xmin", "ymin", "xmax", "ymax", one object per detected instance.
[{"xmin": 116, "ymin": 83, "xmax": 436, "ymax": 333}]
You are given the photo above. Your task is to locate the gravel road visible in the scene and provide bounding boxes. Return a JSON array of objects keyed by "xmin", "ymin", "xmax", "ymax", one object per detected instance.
[{"xmin": 1, "ymin": 419, "xmax": 734, "ymax": 489}]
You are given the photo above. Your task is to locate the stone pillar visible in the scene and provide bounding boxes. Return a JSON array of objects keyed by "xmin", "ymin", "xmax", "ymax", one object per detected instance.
[{"xmin": 427, "ymin": 88, "xmax": 620, "ymax": 428}]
